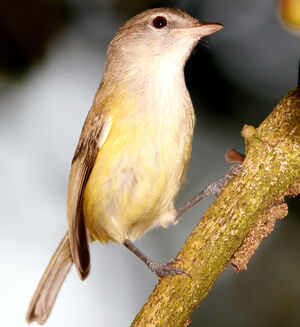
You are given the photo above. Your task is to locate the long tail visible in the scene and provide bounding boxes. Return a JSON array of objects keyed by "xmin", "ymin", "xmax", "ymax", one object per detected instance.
[{"xmin": 26, "ymin": 233, "xmax": 72, "ymax": 325}]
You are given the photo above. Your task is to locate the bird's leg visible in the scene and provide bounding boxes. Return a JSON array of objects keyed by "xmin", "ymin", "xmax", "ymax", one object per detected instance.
[
  {"xmin": 124, "ymin": 164, "xmax": 244, "ymax": 278},
  {"xmin": 175, "ymin": 164, "xmax": 244, "ymax": 222},
  {"xmin": 123, "ymin": 239, "xmax": 190, "ymax": 277}
]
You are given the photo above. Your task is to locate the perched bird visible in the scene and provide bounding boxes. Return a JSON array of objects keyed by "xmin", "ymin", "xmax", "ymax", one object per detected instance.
[{"xmin": 26, "ymin": 8, "xmax": 223, "ymax": 325}]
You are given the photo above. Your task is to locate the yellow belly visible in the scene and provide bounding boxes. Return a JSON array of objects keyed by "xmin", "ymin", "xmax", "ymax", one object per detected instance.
[{"xmin": 83, "ymin": 103, "xmax": 193, "ymax": 244}]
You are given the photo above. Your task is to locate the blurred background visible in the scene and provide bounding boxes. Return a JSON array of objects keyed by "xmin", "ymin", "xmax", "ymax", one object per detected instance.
[{"xmin": 0, "ymin": 0, "xmax": 299, "ymax": 326}]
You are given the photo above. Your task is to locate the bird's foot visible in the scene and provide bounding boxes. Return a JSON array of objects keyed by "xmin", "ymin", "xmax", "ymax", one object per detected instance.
[
  {"xmin": 147, "ymin": 258, "xmax": 190, "ymax": 278},
  {"xmin": 212, "ymin": 163, "xmax": 246, "ymax": 196}
]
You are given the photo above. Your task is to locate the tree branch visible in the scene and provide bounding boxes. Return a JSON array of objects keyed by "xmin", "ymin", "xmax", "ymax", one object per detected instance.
[{"xmin": 130, "ymin": 88, "xmax": 300, "ymax": 327}]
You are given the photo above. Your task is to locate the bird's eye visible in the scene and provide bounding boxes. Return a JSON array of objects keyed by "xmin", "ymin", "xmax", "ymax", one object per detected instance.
[{"xmin": 152, "ymin": 16, "xmax": 167, "ymax": 29}]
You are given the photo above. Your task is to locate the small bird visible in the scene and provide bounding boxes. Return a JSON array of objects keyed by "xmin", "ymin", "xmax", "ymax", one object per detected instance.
[{"xmin": 26, "ymin": 8, "xmax": 223, "ymax": 325}]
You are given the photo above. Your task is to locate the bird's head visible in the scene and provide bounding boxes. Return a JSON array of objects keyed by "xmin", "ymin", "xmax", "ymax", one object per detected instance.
[{"xmin": 105, "ymin": 8, "xmax": 223, "ymax": 77}]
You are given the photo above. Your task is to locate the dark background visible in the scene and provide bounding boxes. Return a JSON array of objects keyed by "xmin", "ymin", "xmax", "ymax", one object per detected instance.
[{"xmin": 0, "ymin": 1, "xmax": 299, "ymax": 326}]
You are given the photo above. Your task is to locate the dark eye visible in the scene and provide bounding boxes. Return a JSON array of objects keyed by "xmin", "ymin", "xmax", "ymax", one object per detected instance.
[{"xmin": 153, "ymin": 16, "xmax": 167, "ymax": 29}]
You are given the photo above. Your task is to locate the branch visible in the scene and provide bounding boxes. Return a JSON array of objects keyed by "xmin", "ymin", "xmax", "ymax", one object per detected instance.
[{"xmin": 130, "ymin": 88, "xmax": 300, "ymax": 327}]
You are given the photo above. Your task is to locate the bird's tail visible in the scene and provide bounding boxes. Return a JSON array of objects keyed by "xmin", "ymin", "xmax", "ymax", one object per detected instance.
[{"xmin": 26, "ymin": 232, "xmax": 72, "ymax": 325}]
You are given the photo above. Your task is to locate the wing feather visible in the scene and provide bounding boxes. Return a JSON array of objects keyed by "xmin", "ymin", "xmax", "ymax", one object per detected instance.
[{"xmin": 67, "ymin": 105, "xmax": 110, "ymax": 280}]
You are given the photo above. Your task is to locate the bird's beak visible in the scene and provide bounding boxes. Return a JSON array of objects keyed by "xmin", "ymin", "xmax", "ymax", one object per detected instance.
[{"xmin": 175, "ymin": 22, "xmax": 224, "ymax": 37}]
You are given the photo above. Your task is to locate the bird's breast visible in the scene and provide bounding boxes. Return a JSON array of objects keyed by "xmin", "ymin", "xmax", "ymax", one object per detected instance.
[{"xmin": 83, "ymin": 81, "xmax": 195, "ymax": 243}]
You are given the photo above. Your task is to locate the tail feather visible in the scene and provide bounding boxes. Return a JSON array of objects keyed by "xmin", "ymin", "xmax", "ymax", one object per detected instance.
[{"xmin": 26, "ymin": 233, "xmax": 72, "ymax": 325}]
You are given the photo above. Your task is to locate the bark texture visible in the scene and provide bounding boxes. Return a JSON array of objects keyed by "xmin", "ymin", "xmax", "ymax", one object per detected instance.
[{"xmin": 131, "ymin": 88, "xmax": 300, "ymax": 327}]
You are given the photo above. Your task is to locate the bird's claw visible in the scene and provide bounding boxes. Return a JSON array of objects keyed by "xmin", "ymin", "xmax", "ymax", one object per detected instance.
[
  {"xmin": 226, "ymin": 163, "xmax": 246, "ymax": 179},
  {"xmin": 212, "ymin": 164, "xmax": 246, "ymax": 197},
  {"xmin": 148, "ymin": 258, "xmax": 190, "ymax": 278},
  {"xmin": 166, "ymin": 258, "xmax": 183, "ymax": 266}
]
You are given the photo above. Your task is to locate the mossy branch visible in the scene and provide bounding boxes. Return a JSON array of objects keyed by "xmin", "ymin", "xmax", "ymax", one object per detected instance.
[{"xmin": 131, "ymin": 88, "xmax": 300, "ymax": 327}]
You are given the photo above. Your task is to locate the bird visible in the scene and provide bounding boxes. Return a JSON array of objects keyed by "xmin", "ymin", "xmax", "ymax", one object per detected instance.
[{"xmin": 26, "ymin": 8, "xmax": 223, "ymax": 325}]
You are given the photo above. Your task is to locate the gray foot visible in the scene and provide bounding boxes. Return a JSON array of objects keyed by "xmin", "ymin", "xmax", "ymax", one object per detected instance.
[
  {"xmin": 226, "ymin": 163, "xmax": 246, "ymax": 179},
  {"xmin": 175, "ymin": 164, "xmax": 246, "ymax": 220},
  {"xmin": 213, "ymin": 163, "xmax": 246, "ymax": 196},
  {"xmin": 147, "ymin": 258, "xmax": 190, "ymax": 277}
]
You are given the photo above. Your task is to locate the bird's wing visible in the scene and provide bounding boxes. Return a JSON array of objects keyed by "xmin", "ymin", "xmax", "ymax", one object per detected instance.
[{"xmin": 67, "ymin": 104, "xmax": 111, "ymax": 280}]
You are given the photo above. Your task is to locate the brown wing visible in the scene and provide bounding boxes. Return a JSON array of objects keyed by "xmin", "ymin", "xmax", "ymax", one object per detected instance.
[{"xmin": 67, "ymin": 105, "xmax": 110, "ymax": 280}]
